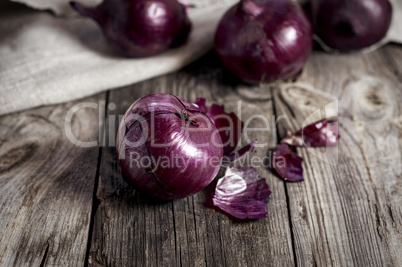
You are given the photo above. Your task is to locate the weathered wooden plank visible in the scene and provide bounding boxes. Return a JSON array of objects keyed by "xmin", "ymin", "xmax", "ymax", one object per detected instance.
[
  {"xmin": 272, "ymin": 44, "xmax": 402, "ymax": 266},
  {"xmin": 88, "ymin": 53, "xmax": 295, "ymax": 266},
  {"xmin": 0, "ymin": 94, "xmax": 106, "ymax": 266}
]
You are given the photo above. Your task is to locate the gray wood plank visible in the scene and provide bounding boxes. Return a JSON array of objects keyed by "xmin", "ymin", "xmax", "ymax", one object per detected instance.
[
  {"xmin": 272, "ymin": 44, "xmax": 402, "ymax": 266},
  {"xmin": 88, "ymin": 54, "xmax": 295, "ymax": 267},
  {"xmin": 0, "ymin": 94, "xmax": 105, "ymax": 266}
]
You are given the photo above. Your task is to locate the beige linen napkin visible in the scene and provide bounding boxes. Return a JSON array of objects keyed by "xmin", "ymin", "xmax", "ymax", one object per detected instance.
[{"xmin": 0, "ymin": 0, "xmax": 236, "ymax": 116}]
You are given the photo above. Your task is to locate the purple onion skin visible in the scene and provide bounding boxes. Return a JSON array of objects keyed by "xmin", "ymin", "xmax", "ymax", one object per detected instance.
[
  {"xmin": 272, "ymin": 143, "xmax": 303, "ymax": 182},
  {"xmin": 116, "ymin": 94, "xmax": 223, "ymax": 200},
  {"xmin": 281, "ymin": 119, "xmax": 339, "ymax": 147},
  {"xmin": 213, "ymin": 167, "xmax": 271, "ymax": 219},
  {"xmin": 70, "ymin": 0, "xmax": 191, "ymax": 57},
  {"xmin": 310, "ymin": 0, "xmax": 392, "ymax": 51},
  {"xmin": 214, "ymin": 0, "xmax": 313, "ymax": 84}
]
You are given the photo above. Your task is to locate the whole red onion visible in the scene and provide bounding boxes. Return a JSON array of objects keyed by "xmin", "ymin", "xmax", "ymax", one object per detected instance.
[
  {"xmin": 310, "ymin": 0, "xmax": 392, "ymax": 51},
  {"xmin": 70, "ymin": 0, "xmax": 191, "ymax": 57},
  {"xmin": 214, "ymin": 0, "xmax": 313, "ymax": 84},
  {"xmin": 116, "ymin": 94, "xmax": 223, "ymax": 200}
]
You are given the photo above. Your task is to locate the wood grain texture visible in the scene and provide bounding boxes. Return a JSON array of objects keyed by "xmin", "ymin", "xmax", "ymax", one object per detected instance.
[
  {"xmin": 272, "ymin": 43, "xmax": 402, "ymax": 266},
  {"xmin": 0, "ymin": 39, "xmax": 401, "ymax": 267},
  {"xmin": 0, "ymin": 94, "xmax": 105, "ymax": 266},
  {"xmin": 88, "ymin": 54, "xmax": 296, "ymax": 267}
]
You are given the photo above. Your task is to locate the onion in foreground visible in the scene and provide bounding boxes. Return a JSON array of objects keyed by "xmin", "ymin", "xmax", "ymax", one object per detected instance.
[
  {"xmin": 116, "ymin": 94, "xmax": 223, "ymax": 200},
  {"xmin": 310, "ymin": 0, "xmax": 392, "ymax": 51},
  {"xmin": 214, "ymin": 0, "xmax": 313, "ymax": 84},
  {"xmin": 70, "ymin": 0, "xmax": 191, "ymax": 57}
]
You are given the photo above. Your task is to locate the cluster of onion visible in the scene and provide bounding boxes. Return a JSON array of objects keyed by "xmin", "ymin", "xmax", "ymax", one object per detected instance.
[
  {"xmin": 71, "ymin": 0, "xmax": 392, "ymax": 83},
  {"xmin": 214, "ymin": 0, "xmax": 392, "ymax": 84}
]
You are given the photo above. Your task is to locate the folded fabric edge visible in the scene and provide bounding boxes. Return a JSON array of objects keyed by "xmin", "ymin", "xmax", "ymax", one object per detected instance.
[{"xmin": 0, "ymin": 3, "xmax": 234, "ymax": 116}]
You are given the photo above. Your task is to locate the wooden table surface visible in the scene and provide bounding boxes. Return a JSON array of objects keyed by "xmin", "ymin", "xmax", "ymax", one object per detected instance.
[{"xmin": 0, "ymin": 43, "xmax": 401, "ymax": 266}]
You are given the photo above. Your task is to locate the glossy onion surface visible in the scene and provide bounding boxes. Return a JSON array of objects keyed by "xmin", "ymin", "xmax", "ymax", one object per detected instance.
[
  {"xmin": 71, "ymin": 0, "xmax": 191, "ymax": 57},
  {"xmin": 214, "ymin": 0, "xmax": 313, "ymax": 84},
  {"xmin": 310, "ymin": 0, "xmax": 392, "ymax": 51},
  {"xmin": 116, "ymin": 94, "xmax": 223, "ymax": 200}
]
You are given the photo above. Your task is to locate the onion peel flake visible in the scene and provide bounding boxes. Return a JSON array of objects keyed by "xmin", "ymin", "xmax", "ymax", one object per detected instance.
[
  {"xmin": 194, "ymin": 97, "xmax": 256, "ymax": 163},
  {"xmin": 272, "ymin": 143, "xmax": 303, "ymax": 182},
  {"xmin": 281, "ymin": 119, "xmax": 339, "ymax": 147},
  {"xmin": 213, "ymin": 167, "xmax": 271, "ymax": 219}
]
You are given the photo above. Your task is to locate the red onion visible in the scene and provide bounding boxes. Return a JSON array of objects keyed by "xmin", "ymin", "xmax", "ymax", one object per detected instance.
[
  {"xmin": 214, "ymin": 0, "xmax": 313, "ymax": 84},
  {"xmin": 116, "ymin": 94, "xmax": 223, "ymax": 200},
  {"xmin": 70, "ymin": 0, "xmax": 191, "ymax": 57},
  {"xmin": 310, "ymin": 0, "xmax": 392, "ymax": 51}
]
